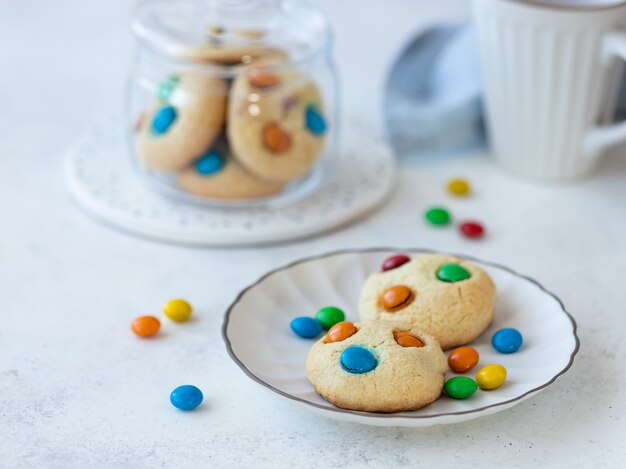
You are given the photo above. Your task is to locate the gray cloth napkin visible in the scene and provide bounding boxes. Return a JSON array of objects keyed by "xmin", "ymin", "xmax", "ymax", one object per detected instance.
[{"xmin": 385, "ymin": 23, "xmax": 626, "ymax": 158}]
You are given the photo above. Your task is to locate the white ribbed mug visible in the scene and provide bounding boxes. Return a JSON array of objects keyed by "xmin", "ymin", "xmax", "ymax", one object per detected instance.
[{"xmin": 472, "ymin": 0, "xmax": 626, "ymax": 180}]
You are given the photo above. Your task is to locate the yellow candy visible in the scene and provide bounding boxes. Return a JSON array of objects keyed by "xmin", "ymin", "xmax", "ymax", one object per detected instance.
[
  {"xmin": 476, "ymin": 364, "xmax": 507, "ymax": 390},
  {"xmin": 447, "ymin": 178, "xmax": 471, "ymax": 196},
  {"xmin": 163, "ymin": 298, "xmax": 192, "ymax": 322}
]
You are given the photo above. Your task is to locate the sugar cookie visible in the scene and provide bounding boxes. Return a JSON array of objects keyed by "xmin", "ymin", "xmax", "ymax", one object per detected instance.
[
  {"xmin": 227, "ymin": 69, "xmax": 327, "ymax": 183},
  {"xmin": 306, "ymin": 320, "xmax": 447, "ymax": 413},
  {"xmin": 177, "ymin": 144, "xmax": 283, "ymax": 200},
  {"xmin": 359, "ymin": 254, "xmax": 496, "ymax": 350},
  {"xmin": 180, "ymin": 44, "xmax": 287, "ymax": 65},
  {"xmin": 137, "ymin": 73, "xmax": 227, "ymax": 171}
]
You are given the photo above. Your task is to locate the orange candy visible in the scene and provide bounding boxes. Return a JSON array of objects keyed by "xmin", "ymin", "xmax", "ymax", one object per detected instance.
[
  {"xmin": 248, "ymin": 72, "xmax": 280, "ymax": 89},
  {"xmin": 380, "ymin": 285, "xmax": 414, "ymax": 312},
  {"xmin": 324, "ymin": 321, "xmax": 357, "ymax": 343},
  {"xmin": 447, "ymin": 346, "xmax": 479, "ymax": 373},
  {"xmin": 262, "ymin": 122, "xmax": 292, "ymax": 153},
  {"xmin": 131, "ymin": 316, "xmax": 161, "ymax": 337},
  {"xmin": 394, "ymin": 331, "xmax": 425, "ymax": 348}
]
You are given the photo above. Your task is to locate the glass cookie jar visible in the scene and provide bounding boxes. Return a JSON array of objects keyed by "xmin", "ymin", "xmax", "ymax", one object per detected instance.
[{"xmin": 128, "ymin": 0, "xmax": 338, "ymax": 207}]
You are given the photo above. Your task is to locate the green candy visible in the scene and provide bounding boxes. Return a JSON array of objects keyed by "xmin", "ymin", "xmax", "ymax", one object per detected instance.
[
  {"xmin": 425, "ymin": 207, "xmax": 450, "ymax": 225},
  {"xmin": 315, "ymin": 306, "xmax": 345, "ymax": 330},
  {"xmin": 158, "ymin": 75, "xmax": 180, "ymax": 102},
  {"xmin": 437, "ymin": 264, "xmax": 471, "ymax": 283},
  {"xmin": 444, "ymin": 376, "xmax": 478, "ymax": 399}
]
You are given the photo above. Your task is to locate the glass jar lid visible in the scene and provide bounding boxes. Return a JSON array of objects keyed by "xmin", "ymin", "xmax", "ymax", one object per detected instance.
[{"xmin": 132, "ymin": 0, "xmax": 332, "ymax": 65}]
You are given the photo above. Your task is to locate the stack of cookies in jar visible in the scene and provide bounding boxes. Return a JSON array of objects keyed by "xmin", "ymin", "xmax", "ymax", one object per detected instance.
[{"xmin": 134, "ymin": 29, "xmax": 328, "ymax": 201}]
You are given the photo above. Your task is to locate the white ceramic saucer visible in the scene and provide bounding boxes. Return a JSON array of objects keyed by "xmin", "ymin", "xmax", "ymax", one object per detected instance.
[
  {"xmin": 64, "ymin": 119, "xmax": 395, "ymax": 246},
  {"xmin": 222, "ymin": 248, "xmax": 579, "ymax": 427}
]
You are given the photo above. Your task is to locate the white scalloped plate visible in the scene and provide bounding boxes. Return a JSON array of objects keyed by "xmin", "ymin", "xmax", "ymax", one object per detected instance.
[
  {"xmin": 63, "ymin": 119, "xmax": 395, "ymax": 246},
  {"xmin": 222, "ymin": 248, "xmax": 579, "ymax": 427}
]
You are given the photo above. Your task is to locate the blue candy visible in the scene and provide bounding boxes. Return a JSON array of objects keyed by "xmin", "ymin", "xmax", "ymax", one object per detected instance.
[
  {"xmin": 340, "ymin": 346, "xmax": 377, "ymax": 374},
  {"xmin": 170, "ymin": 385, "xmax": 203, "ymax": 411},
  {"xmin": 290, "ymin": 317, "xmax": 322, "ymax": 339},
  {"xmin": 151, "ymin": 105, "xmax": 177, "ymax": 135},
  {"xmin": 195, "ymin": 148, "xmax": 224, "ymax": 176},
  {"xmin": 492, "ymin": 328, "xmax": 523, "ymax": 354},
  {"xmin": 305, "ymin": 105, "xmax": 327, "ymax": 136}
]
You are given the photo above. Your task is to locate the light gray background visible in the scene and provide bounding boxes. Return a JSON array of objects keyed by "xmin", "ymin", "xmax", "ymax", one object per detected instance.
[{"xmin": 1, "ymin": 0, "xmax": 624, "ymax": 467}]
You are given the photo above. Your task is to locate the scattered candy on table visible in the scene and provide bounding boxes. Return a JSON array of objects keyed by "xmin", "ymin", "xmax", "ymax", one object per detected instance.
[
  {"xmin": 163, "ymin": 298, "xmax": 193, "ymax": 322},
  {"xmin": 290, "ymin": 316, "xmax": 323, "ymax": 338},
  {"xmin": 425, "ymin": 207, "xmax": 451, "ymax": 226},
  {"xmin": 437, "ymin": 264, "xmax": 471, "ymax": 282},
  {"xmin": 380, "ymin": 285, "xmax": 414, "ymax": 312},
  {"xmin": 324, "ymin": 321, "xmax": 357, "ymax": 343},
  {"xmin": 448, "ymin": 346, "xmax": 480, "ymax": 373},
  {"xmin": 447, "ymin": 177, "xmax": 471, "ymax": 196},
  {"xmin": 381, "ymin": 254, "xmax": 410, "ymax": 272},
  {"xmin": 340, "ymin": 346, "xmax": 377, "ymax": 374},
  {"xmin": 131, "ymin": 315, "xmax": 161, "ymax": 337},
  {"xmin": 459, "ymin": 221, "xmax": 485, "ymax": 239},
  {"xmin": 423, "ymin": 178, "xmax": 490, "ymax": 242},
  {"xmin": 394, "ymin": 331, "xmax": 424, "ymax": 348},
  {"xmin": 476, "ymin": 364, "xmax": 507, "ymax": 390},
  {"xmin": 170, "ymin": 385, "xmax": 204, "ymax": 411},
  {"xmin": 444, "ymin": 376, "xmax": 478, "ymax": 399},
  {"xmin": 315, "ymin": 306, "xmax": 345, "ymax": 330},
  {"xmin": 492, "ymin": 328, "xmax": 523, "ymax": 353}
]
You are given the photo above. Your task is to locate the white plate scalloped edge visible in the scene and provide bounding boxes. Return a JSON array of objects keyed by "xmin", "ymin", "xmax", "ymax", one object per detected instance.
[
  {"xmin": 222, "ymin": 248, "xmax": 579, "ymax": 427},
  {"xmin": 63, "ymin": 119, "xmax": 396, "ymax": 247}
]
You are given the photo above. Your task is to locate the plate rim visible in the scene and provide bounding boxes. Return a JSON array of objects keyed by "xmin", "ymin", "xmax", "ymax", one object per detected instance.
[
  {"xmin": 63, "ymin": 119, "xmax": 397, "ymax": 247},
  {"xmin": 221, "ymin": 247, "xmax": 580, "ymax": 420}
]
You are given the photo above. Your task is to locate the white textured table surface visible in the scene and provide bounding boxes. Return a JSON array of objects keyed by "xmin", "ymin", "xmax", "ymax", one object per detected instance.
[{"xmin": 1, "ymin": 0, "xmax": 625, "ymax": 468}]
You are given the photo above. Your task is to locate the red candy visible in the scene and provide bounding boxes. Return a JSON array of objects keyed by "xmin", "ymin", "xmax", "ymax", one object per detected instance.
[
  {"xmin": 459, "ymin": 221, "xmax": 485, "ymax": 239},
  {"xmin": 382, "ymin": 254, "xmax": 410, "ymax": 272}
]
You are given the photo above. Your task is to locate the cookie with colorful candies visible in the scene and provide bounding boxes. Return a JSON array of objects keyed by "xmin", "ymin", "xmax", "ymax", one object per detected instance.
[
  {"xmin": 227, "ymin": 68, "xmax": 328, "ymax": 184},
  {"xmin": 306, "ymin": 320, "xmax": 447, "ymax": 413},
  {"xmin": 359, "ymin": 254, "xmax": 496, "ymax": 350},
  {"xmin": 137, "ymin": 72, "xmax": 227, "ymax": 171},
  {"xmin": 177, "ymin": 142, "xmax": 284, "ymax": 200}
]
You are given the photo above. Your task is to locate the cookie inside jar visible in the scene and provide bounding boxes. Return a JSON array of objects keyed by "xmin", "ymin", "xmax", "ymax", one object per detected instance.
[{"xmin": 129, "ymin": 0, "xmax": 337, "ymax": 206}]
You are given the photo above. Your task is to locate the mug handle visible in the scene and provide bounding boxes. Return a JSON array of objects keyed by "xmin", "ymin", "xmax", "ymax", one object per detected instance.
[{"xmin": 585, "ymin": 31, "xmax": 626, "ymax": 159}]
